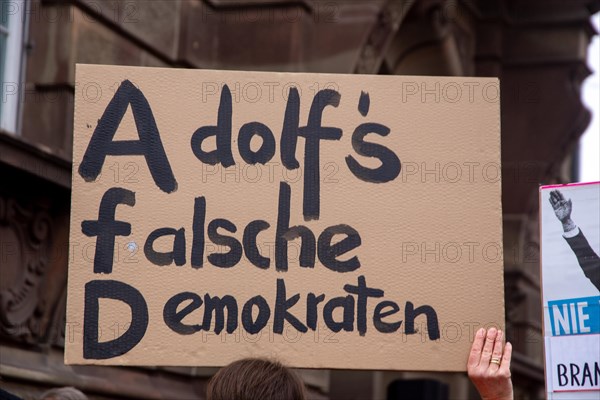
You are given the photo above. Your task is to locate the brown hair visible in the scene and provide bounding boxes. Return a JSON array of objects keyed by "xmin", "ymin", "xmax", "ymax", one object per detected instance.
[
  {"xmin": 40, "ymin": 387, "xmax": 88, "ymax": 400},
  {"xmin": 207, "ymin": 358, "xmax": 306, "ymax": 400}
]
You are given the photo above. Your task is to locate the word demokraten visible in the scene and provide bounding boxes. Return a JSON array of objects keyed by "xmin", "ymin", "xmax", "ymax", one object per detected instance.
[{"xmin": 84, "ymin": 276, "xmax": 440, "ymax": 360}]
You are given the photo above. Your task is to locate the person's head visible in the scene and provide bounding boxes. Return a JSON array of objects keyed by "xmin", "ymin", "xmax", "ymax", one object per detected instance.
[
  {"xmin": 39, "ymin": 387, "xmax": 88, "ymax": 400},
  {"xmin": 207, "ymin": 358, "xmax": 306, "ymax": 400}
]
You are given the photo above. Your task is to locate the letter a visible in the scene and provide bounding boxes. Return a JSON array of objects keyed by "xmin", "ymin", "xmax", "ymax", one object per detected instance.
[{"xmin": 78, "ymin": 80, "xmax": 177, "ymax": 193}]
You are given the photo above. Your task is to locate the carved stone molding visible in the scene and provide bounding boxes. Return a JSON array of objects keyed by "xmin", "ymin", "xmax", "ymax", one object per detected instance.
[
  {"xmin": 354, "ymin": 0, "xmax": 416, "ymax": 74},
  {"xmin": 0, "ymin": 195, "xmax": 53, "ymax": 344}
]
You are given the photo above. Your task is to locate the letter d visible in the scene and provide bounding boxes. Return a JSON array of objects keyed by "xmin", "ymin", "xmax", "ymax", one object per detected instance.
[{"xmin": 83, "ymin": 280, "xmax": 148, "ymax": 359}]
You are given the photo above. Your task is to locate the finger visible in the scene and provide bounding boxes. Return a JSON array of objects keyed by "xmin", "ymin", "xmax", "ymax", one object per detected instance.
[
  {"xmin": 549, "ymin": 192, "xmax": 559, "ymax": 206},
  {"xmin": 468, "ymin": 328, "xmax": 486, "ymax": 369},
  {"xmin": 489, "ymin": 329, "xmax": 504, "ymax": 371},
  {"xmin": 556, "ymin": 190, "xmax": 565, "ymax": 201},
  {"xmin": 478, "ymin": 327, "xmax": 497, "ymax": 367},
  {"xmin": 499, "ymin": 342, "xmax": 512, "ymax": 375}
]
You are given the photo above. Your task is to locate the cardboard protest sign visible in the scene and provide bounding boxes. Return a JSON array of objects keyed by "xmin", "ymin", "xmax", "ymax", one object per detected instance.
[
  {"xmin": 66, "ymin": 64, "xmax": 504, "ymax": 370},
  {"xmin": 540, "ymin": 182, "xmax": 600, "ymax": 398}
]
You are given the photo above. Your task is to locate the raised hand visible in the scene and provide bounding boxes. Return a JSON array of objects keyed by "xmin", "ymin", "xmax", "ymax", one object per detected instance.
[
  {"xmin": 467, "ymin": 328, "xmax": 513, "ymax": 400},
  {"xmin": 549, "ymin": 190, "xmax": 577, "ymax": 233},
  {"xmin": 549, "ymin": 190, "xmax": 572, "ymax": 222}
]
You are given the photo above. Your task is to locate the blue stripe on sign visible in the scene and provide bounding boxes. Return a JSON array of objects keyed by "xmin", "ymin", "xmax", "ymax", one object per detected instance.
[{"xmin": 548, "ymin": 296, "xmax": 600, "ymax": 336}]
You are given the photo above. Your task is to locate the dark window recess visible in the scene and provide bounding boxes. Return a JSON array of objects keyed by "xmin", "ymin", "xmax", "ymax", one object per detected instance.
[{"xmin": 387, "ymin": 379, "xmax": 449, "ymax": 400}]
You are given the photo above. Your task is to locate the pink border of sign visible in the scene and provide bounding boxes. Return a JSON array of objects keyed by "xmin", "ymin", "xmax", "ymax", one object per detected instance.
[{"xmin": 540, "ymin": 181, "xmax": 600, "ymax": 190}]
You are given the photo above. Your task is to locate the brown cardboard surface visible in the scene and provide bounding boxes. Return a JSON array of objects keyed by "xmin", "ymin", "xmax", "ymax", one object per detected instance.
[{"xmin": 66, "ymin": 64, "xmax": 504, "ymax": 370}]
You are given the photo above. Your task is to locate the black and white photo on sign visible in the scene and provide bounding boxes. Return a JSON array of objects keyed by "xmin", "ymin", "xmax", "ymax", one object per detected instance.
[{"xmin": 541, "ymin": 184, "xmax": 600, "ymax": 301}]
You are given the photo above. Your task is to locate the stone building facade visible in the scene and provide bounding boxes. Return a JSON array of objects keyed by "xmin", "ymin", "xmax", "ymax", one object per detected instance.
[{"xmin": 1, "ymin": 0, "xmax": 599, "ymax": 398}]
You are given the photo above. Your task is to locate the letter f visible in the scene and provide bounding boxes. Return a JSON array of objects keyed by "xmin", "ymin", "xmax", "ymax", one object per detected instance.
[{"xmin": 82, "ymin": 188, "xmax": 135, "ymax": 274}]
